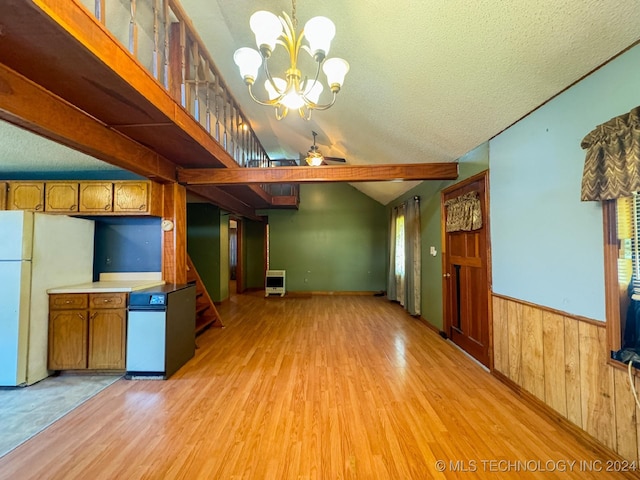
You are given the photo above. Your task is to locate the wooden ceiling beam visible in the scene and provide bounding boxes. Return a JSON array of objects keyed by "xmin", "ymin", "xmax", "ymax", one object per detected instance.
[
  {"xmin": 178, "ymin": 163, "xmax": 459, "ymax": 185},
  {"xmin": 186, "ymin": 186, "xmax": 263, "ymax": 221},
  {"xmin": 0, "ymin": 62, "xmax": 177, "ymax": 182}
]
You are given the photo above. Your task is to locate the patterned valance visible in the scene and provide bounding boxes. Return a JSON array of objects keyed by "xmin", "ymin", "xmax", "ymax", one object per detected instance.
[
  {"xmin": 445, "ymin": 191, "xmax": 482, "ymax": 232},
  {"xmin": 581, "ymin": 106, "xmax": 640, "ymax": 201}
]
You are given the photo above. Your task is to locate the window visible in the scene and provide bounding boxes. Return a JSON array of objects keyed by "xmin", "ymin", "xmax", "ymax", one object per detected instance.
[
  {"xmin": 395, "ymin": 212, "xmax": 405, "ymax": 277},
  {"xmin": 606, "ymin": 194, "xmax": 640, "ymax": 362}
]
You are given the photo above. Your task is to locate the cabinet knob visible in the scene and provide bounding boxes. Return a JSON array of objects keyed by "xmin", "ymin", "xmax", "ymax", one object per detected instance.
[
  {"xmin": 443, "ymin": 273, "xmax": 451, "ymax": 278},
  {"xmin": 104, "ymin": 205, "xmax": 110, "ymax": 211},
  {"xmin": 35, "ymin": 204, "xmax": 43, "ymax": 211},
  {"xmin": 139, "ymin": 204, "xmax": 146, "ymax": 210},
  {"xmin": 103, "ymin": 299, "xmax": 112, "ymax": 303}
]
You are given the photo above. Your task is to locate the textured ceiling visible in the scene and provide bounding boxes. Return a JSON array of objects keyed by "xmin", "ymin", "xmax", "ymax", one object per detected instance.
[{"xmin": 1, "ymin": 0, "xmax": 640, "ymax": 205}]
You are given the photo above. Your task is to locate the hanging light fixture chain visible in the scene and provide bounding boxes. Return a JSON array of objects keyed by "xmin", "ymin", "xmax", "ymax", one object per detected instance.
[{"xmin": 292, "ymin": 0, "xmax": 298, "ymax": 30}]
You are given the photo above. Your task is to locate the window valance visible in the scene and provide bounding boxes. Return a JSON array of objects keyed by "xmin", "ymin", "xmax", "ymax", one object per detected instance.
[
  {"xmin": 581, "ymin": 106, "xmax": 640, "ymax": 201},
  {"xmin": 444, "ymin": 191, "xmax": 482, "ymax": 232}
]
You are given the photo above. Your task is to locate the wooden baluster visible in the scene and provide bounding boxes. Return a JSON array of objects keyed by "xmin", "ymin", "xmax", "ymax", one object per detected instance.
[
  {"xmin": 231, "ymin": 105, "xmax": 237, "ymax": 161},
  {"xmin": 192, "ymin": 43, "xmax": 200, "ymax": 121},
  {"xmin": 223, "ymin": 96, "xmax": 228, "ymax": 152},
  {"xmin": 95, "ymin": 0, "xmax": 105, "ymax": 23},
  {"xmin": 152, "ymin": 0, "xmax": 159, "ymax": 80},
  {"xmin": 162, "ymin": 0, "xmax": 169, "ymax": 89},
  {"xmin": 180, "ymin": 22, "xmax": 186, "ymax": 107},
  {"xmin": 214, "ymin": 75, "xmax": 220, "ymax": 142},
  {"xmin": 129, "ymin": 0, "xmax": 137, "ymax": 56},
  {"xmin": 204, "ymin": 61, "xmax": 211, "ymax": 134}
]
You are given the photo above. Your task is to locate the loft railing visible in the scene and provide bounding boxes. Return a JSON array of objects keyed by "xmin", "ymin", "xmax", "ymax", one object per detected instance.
[{"xmin": 79, "ymin": 0, "xmax": 269, "ymax": 169}]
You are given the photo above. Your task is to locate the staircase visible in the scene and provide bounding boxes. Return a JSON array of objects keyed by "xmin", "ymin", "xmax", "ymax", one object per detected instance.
[{"xmin": 187, "ymin": 255, "xmax": 224, "ymax": 333}]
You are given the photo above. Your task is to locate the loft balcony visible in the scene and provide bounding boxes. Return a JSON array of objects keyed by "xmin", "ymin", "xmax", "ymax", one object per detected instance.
[{"xmin": 0, "ymin": 0, "xmax": 300, "ymax": 214}]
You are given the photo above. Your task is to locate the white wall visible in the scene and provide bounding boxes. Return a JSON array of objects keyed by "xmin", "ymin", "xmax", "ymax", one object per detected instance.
[{"xmin": 490, "ymin": 44, "xmax": 640, "ymax": 320}]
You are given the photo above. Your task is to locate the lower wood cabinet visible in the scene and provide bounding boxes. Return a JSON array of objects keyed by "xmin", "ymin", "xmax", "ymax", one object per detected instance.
[{"xmin": 48, "ymin": 292, "xmax": 127, "ymax": 371}]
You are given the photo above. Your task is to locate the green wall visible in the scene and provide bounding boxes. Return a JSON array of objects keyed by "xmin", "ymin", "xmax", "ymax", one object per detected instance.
[
  {"xmin": 187, "ymin": 203, "xmax": 226, "ymax": 302},
  {"xmin": 243, "ymin": 219, "xmax": 266, "ymax": 289},
  {"xmin": 219, "ymin": 214, "xmax": 230, "ymax": 301},
  {"xmin": 264, "ymin": 183, "xmax": 387, "ymax": 292},
  {"xmin": 386, "ymin": 144, "xmax": 489, "ymax": 329}
]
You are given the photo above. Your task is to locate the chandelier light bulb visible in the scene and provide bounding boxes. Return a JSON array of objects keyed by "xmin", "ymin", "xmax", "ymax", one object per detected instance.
[
  {"xmin": 250, "ymin": 11, "xmax": 283, "ymax": 56},
  {"xmin": 233, "ymin": 47, "xmax": 263, "ymax": 84},
  {"xmin": 264, "ymin": 78, "xmax": 287, "ymax": 100},
  {"xmin": 322, "ymin": 58, "xmax": 350, "ymax": 91},
  {"xmin": 303, "ymin": 16, "xmax": 336, "ymax": 60},
  {"xmin": 303, "ymin": 80, "xmax": 324, "ymax": 103}
]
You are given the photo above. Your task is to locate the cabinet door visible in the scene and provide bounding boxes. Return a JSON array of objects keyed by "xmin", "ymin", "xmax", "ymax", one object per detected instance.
[
  {"xmin": 7, "ymin": 182, "xmax": 45, "ymax": 211},
  {"xmin": 113, "ymin": 181, "xmax": 148, "ymax": 213},
  {"xmin": 88, "ymin": 309, "xmax": 126, "ymax": 369},
  {"xmin": 0, "ymin": 182, "xmax": 7, "ymax": 210},
  {"xmin": 79, "ymin": 182, "xmax": 113, "ymax": 212},
  {"xmin": 45, "ymin": 182, "xmax": 79, "ymax": 212},
  {"xmin": 49, "ymin": 310, "xmax": 88, "ymax": 370}
]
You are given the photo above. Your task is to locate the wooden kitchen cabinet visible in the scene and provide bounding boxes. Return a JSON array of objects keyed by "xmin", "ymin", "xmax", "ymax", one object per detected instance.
[
  {"xmin": 48, "ymin": 294, "xmax": 89, "ymax": 370},
  {"xmin": 113, "ymin": 181, "xmax": 148, "ymax": 213},
  {"xmin": 48, "ymin": 292, "xmax": 127, "ymax": 371},
  {"xmin": 79, "ymin": 182, "xmax": 113, "ymax": 212},
  {"xmin": 0, "ymin": 182, "xmax": 7, "ymax": 210},
  {"xmin": 7, "ymin": 182, "xmax": 45, "ymax": 211},
  {"xmin": 45, "ymin": 182, "xmax": 79, "ymax": 212},
  {"xmin": 89, "ymin": 293, "xmax": 127, "ymax": 369}
]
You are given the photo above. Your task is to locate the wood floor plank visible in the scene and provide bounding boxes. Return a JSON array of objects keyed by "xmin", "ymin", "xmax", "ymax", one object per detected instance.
[{"xmin": 0, "ymin": 294, "xmax": 636, "ymax": 479}]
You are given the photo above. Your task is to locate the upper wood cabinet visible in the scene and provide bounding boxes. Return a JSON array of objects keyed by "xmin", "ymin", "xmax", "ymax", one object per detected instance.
[
  {"xmin": 79, "ymin": 182, "xmax": 113, "ymax": 212},
  {"xmin": 46, "ymin": 182, "xmax": 79, "ymax": 212},
  {"xmin": 7, "ymin": 182, "xmax": 45, "ymax": 211},
  {"xmin": 2, "ymin": 180, "xmax": 162, "ymax": 216},
  {"xmin": 0, "ymin": 182, "xmax": 6, "ymax": 210},
  {"xmin": 114, "ymin": 181, "xmax": 148, "ymax": 213}
]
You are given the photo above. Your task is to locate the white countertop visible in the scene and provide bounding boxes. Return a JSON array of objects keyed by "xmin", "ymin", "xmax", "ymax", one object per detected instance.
[
  {"xmin": 47, "ymin": 272, "xmax": 165, "ymax": 294},
  {"xmin": 47, "ymin": 280, "xmax": 166, "ymax": 294}
]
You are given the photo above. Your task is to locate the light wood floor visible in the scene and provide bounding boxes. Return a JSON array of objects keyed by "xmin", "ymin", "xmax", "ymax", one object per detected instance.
[{"xmin": 0, "ymin": 293, "xmax": 635, "ymax": 479}]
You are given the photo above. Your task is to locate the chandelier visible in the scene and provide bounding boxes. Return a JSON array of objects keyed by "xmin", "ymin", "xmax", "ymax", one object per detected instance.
[{"xmin": 233, "ymin": 1, "xmax": 349, "ymax": 120}]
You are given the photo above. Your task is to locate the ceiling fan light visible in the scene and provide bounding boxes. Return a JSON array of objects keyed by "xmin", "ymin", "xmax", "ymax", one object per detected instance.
[
  {"xmin": 303, "ymin": 16, "xmax": 335, "ymax": 60},
  {"xmin": 323, "ymin": 58, "xmax": 349, "ymax": 91},
  {"xmin": 233, "ymin": 47, "xmax": 262, "ymax": 84},
  {"xmin": 250, "ymin": 11, "xmax": 282, "ymax": 55},
  {"xmin": 306, "ymin": 151, "xmax": 324, "ymax": 166}
]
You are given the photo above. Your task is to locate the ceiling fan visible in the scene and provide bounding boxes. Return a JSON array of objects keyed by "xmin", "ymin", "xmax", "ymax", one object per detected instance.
[{"xmin": 304, "ymin": 131, "xmax": 347, "ymax": 166}]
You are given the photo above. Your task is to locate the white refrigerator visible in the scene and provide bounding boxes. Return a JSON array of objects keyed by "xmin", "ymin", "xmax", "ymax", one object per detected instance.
[{"xmin": 0, "ymin": 211, "xmax": 95, "ymax": 386}]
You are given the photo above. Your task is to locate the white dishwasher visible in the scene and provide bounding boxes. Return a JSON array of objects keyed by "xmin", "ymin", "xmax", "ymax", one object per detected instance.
[{"xmin": 126, "ymin": 284, "xmax": 196, "ymax": 379}]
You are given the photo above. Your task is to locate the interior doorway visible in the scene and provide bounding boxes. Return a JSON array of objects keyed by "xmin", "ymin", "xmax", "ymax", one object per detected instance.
[
  {"xmin": 229, "ymin": 218, "xmax": 243, "ymax": 296},
  {"xmin": 441, "ymin": 171, "xmax": 492, "ymax": 367}
]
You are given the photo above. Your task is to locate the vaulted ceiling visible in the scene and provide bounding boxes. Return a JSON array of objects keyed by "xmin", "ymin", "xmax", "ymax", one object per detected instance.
[{"xmin": 1, "ymin": 1, "xmax": 639, "ymax": 205}]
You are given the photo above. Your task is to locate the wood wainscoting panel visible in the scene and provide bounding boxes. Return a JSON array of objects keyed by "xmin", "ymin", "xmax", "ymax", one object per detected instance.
[
  {"xmin": 507, "ymin": 299, "xmax": 523, "ymax": 386},
  {"xmin": 614, "ymin": 367, "xmax": 638, "ymax": 461},
  {"xmin": 492, "ymin": 293, "xmax": 639, "ymax": 461},
  {"xmin": 564, "ymin": 315, "xmax": 583, "ymax": 427},
  {"xmin": 492, "ymin": 296, "xmax": 509, "ymax": 375},
  {"xmin": 521, "ymin": 304, "xmax": 545, "ymax": 401},
  {"xmin": 578, "ymin": 321, "xmax": 615, "ymax": 450},
  {"xmin": 542, "ymin": 310, "xmax": 567, "ymax": 417}
]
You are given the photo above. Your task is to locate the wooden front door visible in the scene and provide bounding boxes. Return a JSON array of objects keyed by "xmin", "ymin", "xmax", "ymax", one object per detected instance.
[{"xmin": 442, "ymin": 171, "xmax": 491, "ymax": 367}]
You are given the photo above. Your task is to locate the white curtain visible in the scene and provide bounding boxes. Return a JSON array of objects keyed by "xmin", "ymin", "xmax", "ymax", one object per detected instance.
[
  {"xmin": 405, "ymin": 197, "xmax": 421, "ymax": 315},
  {"xmin": 387, "ymin": 198, "xmax": 421, "ymax": 316}
]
